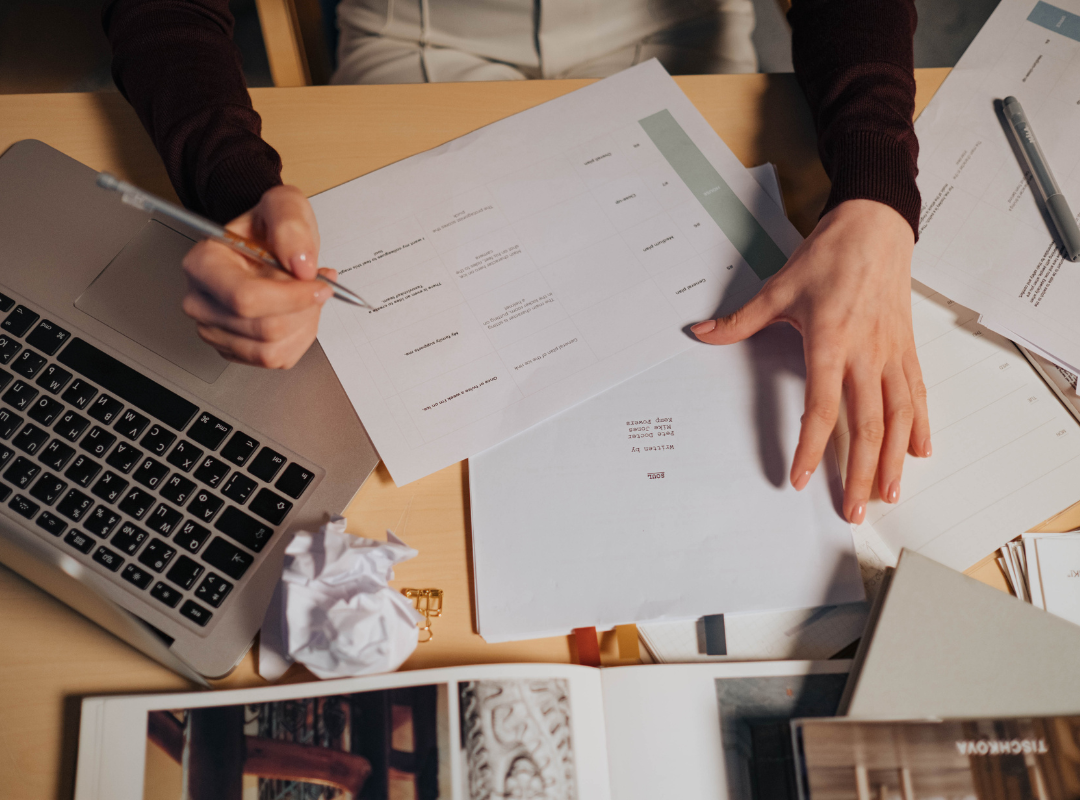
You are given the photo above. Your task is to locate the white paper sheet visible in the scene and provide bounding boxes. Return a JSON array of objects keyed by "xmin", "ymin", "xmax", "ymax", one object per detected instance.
[
  {"xmin": 838, "ymin": 282, "xmax": 1080, "ymax": 571},
  {"xmin": 912, "ymin": 0, "xmax": 1080, "ymax": 369},
  {"xmin": 469, "ymin": 321, "xmax": 864, "ymax": 643},
  {"xmin": 312, "ymin": 60, "xmax": 800, "ymax": 484}
]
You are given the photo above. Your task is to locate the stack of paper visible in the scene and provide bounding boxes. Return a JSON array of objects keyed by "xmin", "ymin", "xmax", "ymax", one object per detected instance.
[{"xmin": 998, "ymin": 533, "xmax": 1080, "ymax": 626}]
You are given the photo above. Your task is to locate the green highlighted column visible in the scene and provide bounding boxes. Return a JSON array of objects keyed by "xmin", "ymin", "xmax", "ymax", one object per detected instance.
[{"xmin": 639, "ymin": 109, "xmax": 787, "ymax": 280}]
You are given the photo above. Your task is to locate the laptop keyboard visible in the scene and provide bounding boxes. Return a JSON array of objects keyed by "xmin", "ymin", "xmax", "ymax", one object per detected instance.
[{"xmin": 0, "ymin": 291, "xmax": 319, "ymax": 634}]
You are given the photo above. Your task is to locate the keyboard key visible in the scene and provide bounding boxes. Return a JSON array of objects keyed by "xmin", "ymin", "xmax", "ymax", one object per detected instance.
[
  {"xmin": 64, "ymin": 455, "xmax": 101, "ymax": 488},
  {"xmin": 248, "ymin": 446, "xmax": 286, "ymax": 481},
  {"xmin": 121, "ymin": 563, "xmax": 154, "ymax": 589},
  {"xmin": 26, "ymin": 320, "xmax": 70, "ymax": 356},
  {"xmin": 0, "ymin": 294, "xmax": 10, "ymax": 312},
  {"xmin": 203, "ymin": 537, "xmax": 254, "ymax": 579},
  {"xmin": 118, "ymin": 487, "xmax": 155, "ymax": 519},
  {"xmin": 166, "ymin": 440, "xmax": 202, "ymax": 472},
  {"xmin": 139, "ymin": 539, "xmax": 176, "ymax": 573},
  {"xmin": 36, "ymin": 511, "xmax": 67, "ymax": 537},
  {"xmin": 220, "ymin": 431, "xmax": 259, "ymax": 466},
  {"xmin": 8, "ymin": 493, "xmax": 39, "ymax": 519},
  {"xmin": 88, "ymin": 394, "xmax": 123, "ymax": 425},
  {"xmin": 147, "ymin": 502, "xmax": 183, "ymax": 536},
  {"xmin": 38, "ymin": 439, "xmax": 75, "ymax": 471},
  {"xmin": 114, "ymin": 409, "xmax": 150, "ymax": 441},
  {"xmin": 0, "ymin": 334, "xmax": 19, "ymax": 364},
  {"xmin": 112, "ymin": 521, "xmax": 149, "ymax": 556},
  {"xmin": 53, "ymin": 410, "xmax": 89, "ymax": 442},
  {"xmin": 28, "ymin": 396, "xmax": 63, "ymax": 426},
  {"xmin": 0, "ymin": 484, "xmax": 10, "ymax": 503},
  {"xmin": 2, "ymin": 306, "xmax": 38, "ymax": 337},
  {"xmin": 275, "ymin": 463, "xmax": 315, "ymax": 499},
  {"xmin": 92, "ymin": 546, "xmax": 124, "ymax": 572},
  {"xmin": 11, "ymin": 349, "xmax": 46, "ymax": 379},
  {"xmin": 193, "ymin": 455, "xmax": 229, "ymax": 488},
  {"xmin": 61, "ymin": 378, "xmax": 97, "ymax": 410},
  {"xmin": 105, "ymin": 442, "xmax": 142, "ymax": 474},
  {"xmin": 249, "ymin": 488, "xmax": 293, "ymax": 525},
  {"xmin": 140, "ymin": 424, "xmax": 175, "ymax": 456},
  {"xmin": 56, "ymin": 489, "xmax": 93, "ymax": 522},
  {"xmin": 63, "ymin": 529, "xmax": 95, "ymax": 554},
  {"xmin": 0, "ymin": 408, "xmax": 20, "ymax": 439},
  {"xmin": 159, "ymin": 473, "xmax": 196, "ymax": 506},
  {"xmin": 132, "ymin": 456, "xmax": 169, "ymax": 489},
  {"xmin": 166, "ymin": 555, "xmax": 204, "ymax": 590},
  {"xmin": 221, "ymin": 471, "xmax": 257, "ymax": 504},
  {"xmin": 173, "ymin": 520, "xmax": 210, "ymax": 553},
  {"xmin": 35, "ymin": 364, "xmax": 72, "ymax": 395},
  {"xmin": 187, "ymin": 413, "xmax": 231, "ymax": 450},
  {"xmin": 195, "ymin": 573, "xmax": 233, "ymax": 608},
  {"xmin": 92, "ymin": 471, "xmax": 128, "ymax": 504},
  {"xmin": 83, "ymin": 506, "xmax": 120, "ymax": 538},
  {"xmin": 215, "ymin": 506, "xmax": 274, "ymax": 552},
  {"xmin": 13, "ymin": 423, "xmax": 48, "ymax": 455},
  {"xmin": 0, "ymin": 370, "xmax": 11, "ymax": 393},
  {"xmin": 29, "ymin": 472, "xmax": 66, "ymax": 505},
  {"xmin": 80, "ymin": 426, "xmax": 116, "ymax": 458},
  {"xmin": 150, "ymin": 581, "xmax": 182, "ymax": 608},
  {"xmin": 179, "ymin": 600, "xmax": 212, "ymax": 627},
  {"xmin": 3, "ymin": 379, "xmax": 37, "ymax": 411},
  {"xmin": 0, "ymin": 444, "xmax": 12, "ymax": 470},
  {"xmin": 188, "ymin": 488, "xmax": 223, "ymax": 522},
  {"xmin": 4, "ymin": 456, "xmax": 39, "ymax": 489}
]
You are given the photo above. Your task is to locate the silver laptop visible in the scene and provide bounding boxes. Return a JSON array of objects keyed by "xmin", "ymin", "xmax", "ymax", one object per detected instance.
[{"xmin": 0, "ymin": 140, "xmax": 379, "ymax": 681}]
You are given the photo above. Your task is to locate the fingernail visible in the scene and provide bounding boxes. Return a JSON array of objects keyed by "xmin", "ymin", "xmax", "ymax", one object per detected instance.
[
  {"xmin": 691, "ymin": 320, "xmax": 716, "ymax": 335},
  {"xmin": 315, "ymin": 286, "xmax": 333, "ymax": 304},
  {"xmin": 792, "ymin": 469, "xmax": 813, "ymax": 491},
  {"xmin": 922, "ymin": 438, "xmax": 932, "ymax": 458},
  {"xmin": 886, "ymin": 480, "xmax": 900, "ymax": 504},
  {"xmin": 849, "ymin": 503, "xmax": 865, "ymax": 525},
  {"xmin": 290, "ymin": 253, "xmax": 310, "ymax": 275}
]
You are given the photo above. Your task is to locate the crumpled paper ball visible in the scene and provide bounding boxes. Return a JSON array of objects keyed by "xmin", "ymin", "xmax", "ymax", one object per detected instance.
[{"xmin": 258, "ymin": 516, "xmax": 424, "ymax": 680}]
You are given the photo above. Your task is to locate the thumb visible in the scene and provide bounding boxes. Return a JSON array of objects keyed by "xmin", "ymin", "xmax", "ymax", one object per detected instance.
[
  {"xmin": 251, "ymin": 185, "xmax": 321, "ymax": 280},
  {"xmin": 690, "ymin": 289, "xmax": 780, "ymax": 345}
]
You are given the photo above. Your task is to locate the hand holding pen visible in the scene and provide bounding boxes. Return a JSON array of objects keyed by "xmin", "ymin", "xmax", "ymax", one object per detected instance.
[{"xmin": 98, "ymin": 176, "xmax": 369, "ymax": 370}]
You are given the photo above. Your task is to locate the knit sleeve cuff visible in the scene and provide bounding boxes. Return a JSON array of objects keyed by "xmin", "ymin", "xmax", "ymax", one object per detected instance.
[
  {"xmin": 821, "ymin": 129, "xmax": 921, "ymax": 239},
  {"xmin": 201, "ymin": 149, "xmax": 283, "ymax": 224}
]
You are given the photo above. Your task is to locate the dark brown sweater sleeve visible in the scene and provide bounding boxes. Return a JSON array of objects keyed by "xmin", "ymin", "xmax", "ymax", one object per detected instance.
[
  {"xmin": 102, "ymin": 0, "xmax": 282, "ymax": 223},
  {"xmin": 788, "ymin": 0, "xmax": 921, "ymax": 236}
]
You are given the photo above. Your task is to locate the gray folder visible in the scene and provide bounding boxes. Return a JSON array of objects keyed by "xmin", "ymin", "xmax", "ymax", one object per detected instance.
[{"xmin": 840, "ymin": 549, "xmax": 1080, "ymax": 718}]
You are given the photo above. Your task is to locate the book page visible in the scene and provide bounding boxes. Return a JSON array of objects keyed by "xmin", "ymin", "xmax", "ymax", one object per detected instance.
[
  {"xmin": 75, "ymin": 664, "xmax": 609, "ymax": 800},
  {"xmin": 834, "ymin": 282, "xmax": 1080, "ymax": 571},
  {"xmin": 312, "ymin": 60, "xmax": 800, "ymax": 485},
  {"xmin": 600, "ymin": 661, "xmax": 849, "ymax": 800}
]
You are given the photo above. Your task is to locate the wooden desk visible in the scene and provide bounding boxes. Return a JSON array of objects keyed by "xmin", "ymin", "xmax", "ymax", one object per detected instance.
[{"xmin": 1, "ymin": 68, "xmax": 1059, "ymax": 800}]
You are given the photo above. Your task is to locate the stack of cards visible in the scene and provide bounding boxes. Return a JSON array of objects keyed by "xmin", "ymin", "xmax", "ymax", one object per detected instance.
[{"xmin": 999, "ymin": 534, "xmax": 1080, "ymax": 627}]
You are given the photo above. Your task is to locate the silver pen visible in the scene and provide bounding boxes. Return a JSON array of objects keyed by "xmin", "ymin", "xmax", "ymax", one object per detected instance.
[
  {"xmin": 1003, "ymin": 96, "xmax": 1080, "ymax": 261},
  {"xmin": 96, "ymin": 173, "xmax": 372, "ymax": 308}
]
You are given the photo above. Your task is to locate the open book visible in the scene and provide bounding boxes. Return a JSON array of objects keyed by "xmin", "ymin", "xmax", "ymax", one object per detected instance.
[{"xmin": 76, "ymin": 660, "xmax": 848, "ymax": 800}]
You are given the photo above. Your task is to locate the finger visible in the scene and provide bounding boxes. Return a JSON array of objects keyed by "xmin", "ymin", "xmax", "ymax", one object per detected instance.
[
  {"xmin": 244, "ymin": 185, "xmax": 320, "ymax": 279},
  {"xmin": 877, "ymin": 362, "xmax": 915, "ymax": 504},
  {"xmin": 184, "ymin": 240, "xmax": 332, "ymax": 318},
  {"xmin": 790, "ymin": 343, "xmax": 844, "ymax": 491},
  {"xmin": 196, "ymin": 320, "xmax": 316, "ymax": 370},
  {"xmin": 183, "ymin": 289, "xmax": 320, "ymax": 342},
  {"xmin": 904, "ymin": 348, "xmax": 931, "ymax": 458},
  {"xmin": 843, "ymin": 371, "xmax": 886, "ymax": 524},
  {"xmin": 691, "ymin": 286, "xmax": 782, "ymax": 345}
]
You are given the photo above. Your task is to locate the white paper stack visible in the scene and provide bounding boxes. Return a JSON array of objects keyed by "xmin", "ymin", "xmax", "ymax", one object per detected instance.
[{"xmin": 998, "ymin": 533, "xmax": 1080, "ymax": 626}]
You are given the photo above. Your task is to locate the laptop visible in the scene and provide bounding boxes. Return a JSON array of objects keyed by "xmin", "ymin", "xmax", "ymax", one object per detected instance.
[{"xmin": 0, "ymin": 139, "xmax": 379, "ymax": 681}]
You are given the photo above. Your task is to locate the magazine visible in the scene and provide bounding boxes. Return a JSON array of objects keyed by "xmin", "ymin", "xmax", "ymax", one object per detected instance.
[{"xmin": 75, "ymin": 660, "xmax": 849, "ymax": 800}]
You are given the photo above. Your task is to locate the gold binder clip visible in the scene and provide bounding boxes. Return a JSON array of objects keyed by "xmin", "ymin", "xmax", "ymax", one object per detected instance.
[{"xmin": 403, "ymin": 588, "xmax": 443, "ymax": 643}]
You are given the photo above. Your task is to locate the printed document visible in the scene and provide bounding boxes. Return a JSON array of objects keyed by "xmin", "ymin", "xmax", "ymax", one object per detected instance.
[
  {"xmin": 913, "ymin": 0, "xmax": 1080, "ymax": 369},
  {"xmin": 312, "ymin": 60, "xmax": 800, "ymax": 484}
]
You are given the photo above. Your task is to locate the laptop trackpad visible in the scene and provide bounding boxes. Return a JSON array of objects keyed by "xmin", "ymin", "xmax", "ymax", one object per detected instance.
[{"xmin": 75, "ymin": 220, "xmax": 228, "ymax": 383}]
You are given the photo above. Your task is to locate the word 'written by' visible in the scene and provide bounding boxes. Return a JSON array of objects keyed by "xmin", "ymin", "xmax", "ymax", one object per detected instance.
[
  {"xmin": 405, "ymin": 331, "xmax": 459, "ymax": 357},
  {"xmin": 626, "ymin": 417, "xmax": 674, "ymax": 440},
  {"xmin": 513, "ymin": 338, "xmax": 578, "ymax": 371},
  {"xmin": 342, "ymin": 238, "xmax": 425, "ymax": 273},
  {"xmin": 432, "ymin": 206, "xmax": 494, "ymax": 233},
  {"xmin": 369, "ymin": 283, "xmax": 442, "ymax": 314},
  {"xmin": 420, "ymin": 376, "xmax": 498, "ymax": 411}
]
